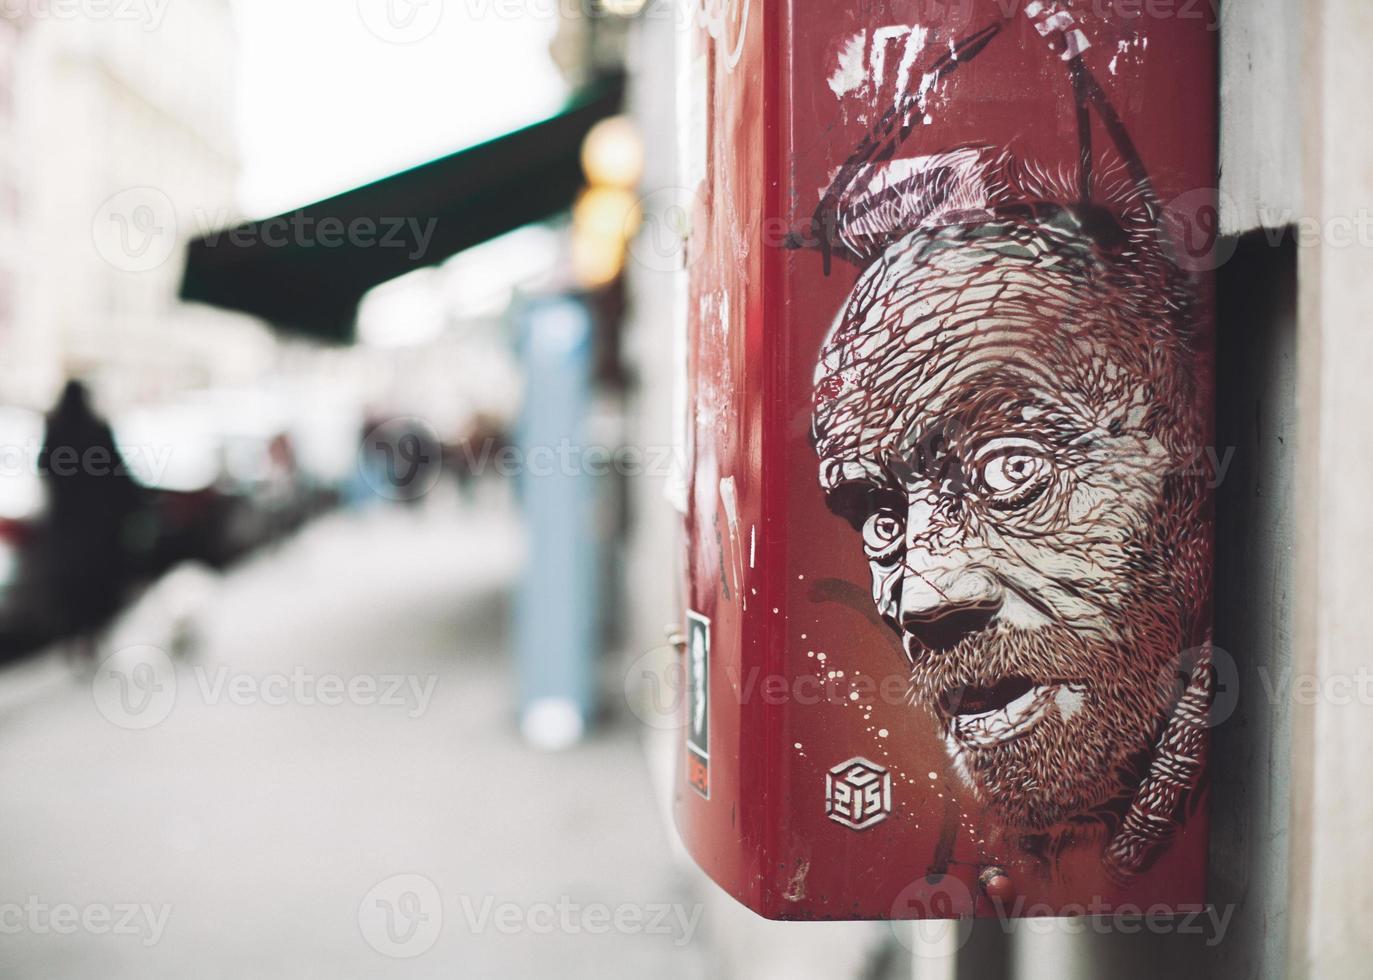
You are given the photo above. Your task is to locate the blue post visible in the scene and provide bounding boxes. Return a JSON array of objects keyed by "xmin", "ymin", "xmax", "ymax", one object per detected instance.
[{"xmin": 512, "ymin": 294, "xmax": 600, "ymax": 749}]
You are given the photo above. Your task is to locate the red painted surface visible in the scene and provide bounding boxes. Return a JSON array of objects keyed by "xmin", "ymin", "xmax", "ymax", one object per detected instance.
[{"xmin": 679, "ymin": 0, "xmax": 1217, "ymax": 920}]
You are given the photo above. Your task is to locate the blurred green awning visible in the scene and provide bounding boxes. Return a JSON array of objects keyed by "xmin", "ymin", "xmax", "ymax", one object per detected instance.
[{"xmin": 180, "ymin": 73, "xmax": 624, "ymax": 343}]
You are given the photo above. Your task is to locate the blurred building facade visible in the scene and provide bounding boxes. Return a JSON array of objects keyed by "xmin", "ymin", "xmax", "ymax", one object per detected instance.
[
  {"xmin": 2, "ymin": 2, "xmax": 275, "ymax": 412},
  {"xmin": 0, "ymin": 15, "xmax": 26, "ymax": 392}
]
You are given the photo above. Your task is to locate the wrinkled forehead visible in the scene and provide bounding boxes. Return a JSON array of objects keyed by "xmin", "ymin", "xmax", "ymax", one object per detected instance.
[{"xmin": 813, "ymin": 221, "xmax": 1154, "ymax": 489}]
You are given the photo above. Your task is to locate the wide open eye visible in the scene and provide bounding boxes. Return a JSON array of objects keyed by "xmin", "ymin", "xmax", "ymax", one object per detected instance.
[
  {"xmin": 861, "ymin": 508, "xmax": 905, "ymax": 561},
  {"xmin": 974, "ymin": 438, "xmax": 1053, "ymax": 510}
]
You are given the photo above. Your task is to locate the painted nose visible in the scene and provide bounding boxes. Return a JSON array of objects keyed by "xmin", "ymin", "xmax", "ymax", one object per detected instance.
[{"xmin": 900, "ymin": 568, "xmax": 1003, "ymax": 653}]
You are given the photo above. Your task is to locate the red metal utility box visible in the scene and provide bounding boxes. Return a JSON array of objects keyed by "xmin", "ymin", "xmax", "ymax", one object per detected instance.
[{"xmin": 678, "ymin": 0, "xmax": 1217, "ymax": 920}]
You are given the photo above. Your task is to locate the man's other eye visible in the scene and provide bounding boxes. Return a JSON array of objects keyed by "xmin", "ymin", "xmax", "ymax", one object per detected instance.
[
  {"xmin": 861, "ymin": 509, "xmax": 904, "ymax": 560},
  {"xmin": 974, "ymin": 438, "xmax": 1053, "ymax": 510}
]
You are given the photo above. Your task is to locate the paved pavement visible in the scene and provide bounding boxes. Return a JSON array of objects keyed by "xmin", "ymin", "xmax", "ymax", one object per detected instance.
[{"xmin": 0, "ymin": 501, "xmax": 706, "ymax": 979}]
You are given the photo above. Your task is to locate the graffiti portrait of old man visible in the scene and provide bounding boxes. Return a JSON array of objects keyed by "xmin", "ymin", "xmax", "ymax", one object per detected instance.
[{"xmin": 811, "ymin": 146, "xmax": 1214, "ymax": 880}]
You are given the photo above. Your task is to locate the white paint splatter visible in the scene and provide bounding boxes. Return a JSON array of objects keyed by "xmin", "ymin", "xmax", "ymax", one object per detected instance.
[
  {"xmin": 718, "ymin": 476, "xmax": 744, "ymax": 607},
  {"xmin": 827, "ymin": 31, "xmax": 868, "ymax": 98},
  {"xmin": 829, "ymin": 24, "xmax": 931, "ymax": 114}
]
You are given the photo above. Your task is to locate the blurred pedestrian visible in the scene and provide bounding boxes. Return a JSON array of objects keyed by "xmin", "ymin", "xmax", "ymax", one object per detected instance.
[{"xmin": 39, "ymin": 381, "xmax": 143, "ymax": 663}]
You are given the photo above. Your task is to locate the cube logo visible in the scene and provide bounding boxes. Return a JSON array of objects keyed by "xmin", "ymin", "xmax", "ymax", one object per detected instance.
[{"xmin": 825, "ymin": 757, "xmax": 892, "ymax": 831}]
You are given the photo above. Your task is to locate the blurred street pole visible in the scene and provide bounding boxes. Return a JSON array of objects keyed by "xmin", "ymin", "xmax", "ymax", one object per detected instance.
[{"xmin": 513, "ymin": 293, "xmax": 601, "ymax": 750}]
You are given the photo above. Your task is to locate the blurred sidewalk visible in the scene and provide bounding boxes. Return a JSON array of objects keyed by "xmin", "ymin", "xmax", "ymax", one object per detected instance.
[{"xmin": 0, "ymin": 499, "xmax": 705, "ymax": 979}]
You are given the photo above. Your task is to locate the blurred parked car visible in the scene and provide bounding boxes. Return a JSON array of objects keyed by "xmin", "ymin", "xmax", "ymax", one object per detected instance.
[
  {"xmin": 0, "ymin": 388, "xmax": 347, "ymax": 661},
  {"xmin": 115, "ymin": 400, "xmax": 242, "ymax": 573},
  {"xmin": 0, "ymin": 407, "xmax": 52, "ymax": 657},
  {"xmin": 117, "ymin": 387, "xmax": 347, "ymax": 567}
]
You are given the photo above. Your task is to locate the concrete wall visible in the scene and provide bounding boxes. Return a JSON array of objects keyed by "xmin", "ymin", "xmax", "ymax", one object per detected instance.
[
  {"xmin": 1219, "ymin": 0, "xmax": 1300, "ymax": 235},
  {"xmin": 1288, "ymin": 0, "xmax": 1373, "ymax": 975}
]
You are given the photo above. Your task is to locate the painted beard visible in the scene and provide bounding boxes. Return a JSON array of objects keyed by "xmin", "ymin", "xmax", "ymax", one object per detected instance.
[{"xmin": 906, "ymin": 596, "xmax": 1186, "ymax": 833}]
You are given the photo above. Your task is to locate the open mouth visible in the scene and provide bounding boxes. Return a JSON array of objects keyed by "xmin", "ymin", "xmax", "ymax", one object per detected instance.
[{"xmin": 937, "ymin": 677, "xmax": 1086, "ymax": 749}]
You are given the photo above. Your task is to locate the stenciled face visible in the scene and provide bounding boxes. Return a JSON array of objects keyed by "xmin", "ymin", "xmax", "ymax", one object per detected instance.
[{"xmin": 813, "ymin": 216, "xmax": 1206, "ymax": 833}]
